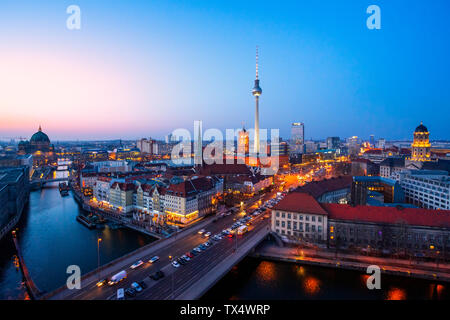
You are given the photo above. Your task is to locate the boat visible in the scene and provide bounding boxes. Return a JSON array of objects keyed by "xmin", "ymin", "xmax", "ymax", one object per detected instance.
[
  {"xmin": 76, "ymin": 215, "xmax": 96, "ymax": 229},
  {"xmin": 59, "ymin": 182, "xmax": 70, "ymax": 196}
]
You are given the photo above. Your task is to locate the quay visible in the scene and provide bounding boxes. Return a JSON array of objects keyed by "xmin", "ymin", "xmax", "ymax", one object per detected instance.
[{"xmin": 251, "ymin": 242, "xmax": 450, "ymax": 283}]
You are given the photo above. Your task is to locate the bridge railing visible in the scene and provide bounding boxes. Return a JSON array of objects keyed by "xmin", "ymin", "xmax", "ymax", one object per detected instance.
[{"xmin": 42, "ymin": 214, "xmax": 215, "ymax": 300}]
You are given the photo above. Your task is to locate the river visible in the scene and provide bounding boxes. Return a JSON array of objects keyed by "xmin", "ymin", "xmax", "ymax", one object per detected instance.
[
  {"xmin": 0, "ymin": 164, "xmax": 448, "ymax": 300},
  {"xmin": 0, "ymin": 164, "xmax": 156, "ymax": 300}
]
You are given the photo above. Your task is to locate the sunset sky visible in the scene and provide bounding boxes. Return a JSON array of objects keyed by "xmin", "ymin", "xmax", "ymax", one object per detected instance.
[{"xmin": 1, "ymin": 0, "xmax": 449, "ymax": 141}]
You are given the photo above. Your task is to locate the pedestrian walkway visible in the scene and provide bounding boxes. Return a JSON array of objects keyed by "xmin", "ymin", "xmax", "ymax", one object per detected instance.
[{"xmin": 253, "ymin": 242, "xmax": 450, "ymax": 282}]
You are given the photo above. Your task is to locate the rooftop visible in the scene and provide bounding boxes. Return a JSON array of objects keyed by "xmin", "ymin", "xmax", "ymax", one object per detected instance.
[
  {"xmin": 294, "ymin": 176, "xmax": 353, "ymax": 199},
  {"xmin": 272, "ymin": 192, "xmax": 328, "ymax": 215},
  {"xmin": 324, "ymin": 203, "xmax": 450, "ymax": 228}
]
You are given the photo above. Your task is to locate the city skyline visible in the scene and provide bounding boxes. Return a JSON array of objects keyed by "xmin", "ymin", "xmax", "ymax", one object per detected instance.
[{"xmin": 1, "ymin": 1, "xmax": 450, "ymax": 140}]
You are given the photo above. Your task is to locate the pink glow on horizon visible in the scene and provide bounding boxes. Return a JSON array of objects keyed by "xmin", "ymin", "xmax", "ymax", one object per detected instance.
[{"xmin": 0, "ymin": 48, "xmax": 168, "ymax": 139}]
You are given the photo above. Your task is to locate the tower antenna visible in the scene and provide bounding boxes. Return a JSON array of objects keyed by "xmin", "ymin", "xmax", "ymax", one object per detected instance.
[{"xmin": 256, "ymin": 46, "xmax": 259, "ymax": 80}]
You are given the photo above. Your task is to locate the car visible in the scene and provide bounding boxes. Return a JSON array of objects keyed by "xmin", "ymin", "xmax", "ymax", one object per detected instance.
[
  {"xmin": 149, "ymin": 270, "xmax": 165, "ymax": 280},
  {"xmin": 198, "ymin": 229, "xmax": 206, "ymax": 235},
  {"xmin": 138, "ymin": 281, "xmax": 147, "ymax": 289},
  {"xmin": 199, "ymin": 245, "xmax": 206, "ymax": 250},
  {"xmin": 186, "ymin": 252, "xmax": 194, "ymax": 258},
  {"xmin": 204, "ymin": 242, "xmax": 210, "ymax": 247},
  {"xmin": 148, "ymin": 256, "xmax": 160, "ymax": 263},
  {"xmin": 96, "ymin": 279, "xmax": 107, "ymax": 287},
  {"xmin": 178, "ymin": 258, "xmax": 186, "ymax": 265},
  {"xmin": 204, "ymin": 232, "xmax": 211, "ymax": 237},
  {"xmin": 194, "ymin": 247, "xmax": 202, "ymax": 253},
  {"xmin": 116, "ymin": 288, "xmax": 125, "ymax": 300},
  {"xmin": 130, "ymin": 260, "xmax": 144, "ymax": 269},
  {"xmin": 190, "ymin": 250, "xmax": 198, "ymax": 256},
  {"xmin": 206, "ymin": 241, "xmax": 213, "ymax": 246},
  {"xmin": 131, "ymin": 282, "xmax": 142, "ymax": 293},
  {"xmin": 181, "ymin": 255, "xmax": 191, "ymax": 261},
  {"xmin": 172, "ymin": 261, "xmax": 180, "ymax": 268},
  {"xmin": 227, "ymin": 233, "xmax": 233, "ymax": 238},
  {"xmin": 125, "ymin": 288, "xmax": 136, "ymax": 297}
]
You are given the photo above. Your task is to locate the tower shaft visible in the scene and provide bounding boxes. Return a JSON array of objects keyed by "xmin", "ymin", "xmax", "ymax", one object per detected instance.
[{"xmin": 254, "ymin": 96, "xmax": 260, "ymax": 154}]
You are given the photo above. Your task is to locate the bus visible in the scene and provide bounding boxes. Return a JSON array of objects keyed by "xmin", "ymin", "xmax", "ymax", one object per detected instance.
[{"xmin": 237, "ymin": 225, "xmax": 248, "ymax": 235}]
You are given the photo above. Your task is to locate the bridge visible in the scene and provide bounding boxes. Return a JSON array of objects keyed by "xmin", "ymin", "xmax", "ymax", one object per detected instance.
[
  {"xmin": 30, "ymin": 177, "xmax": 69, "ymax": 189},
  {"xmin": 12, "ymin": 231, "xmax": 44, "ymax": 300},
  {"xmin": 43, "ymin": 190, "xmax": 277, "ymax": 300}
]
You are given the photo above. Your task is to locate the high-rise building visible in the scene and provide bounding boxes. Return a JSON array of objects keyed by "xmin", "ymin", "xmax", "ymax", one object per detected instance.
[
  {"xmin": 377, "ymin": 138, "xmax": 386, "ymax": 149},
  {"xmin": 194, "ymin": 120, "xmax": 203, "ymax": 166},
  {"xmin": 369, "ymin": 135, "xmax": 375, "ymax": 147},
  {"xmin": 326, "ymin": 137, "xmax": 340, "ymax": 150},
  {"xmin": 252, "ymin": 46, "xmax": 262, "ymax": 155},
  {"xmin": 238, "ymin": 126, "xmax": 249, "ymax": 156},
  {"xmin": 136, "ymin": 138, "xmax": 158, "ymax": 154},
  {"xmin": 290, "ymin": 122, "xmax": 305, "ymax": 154}
]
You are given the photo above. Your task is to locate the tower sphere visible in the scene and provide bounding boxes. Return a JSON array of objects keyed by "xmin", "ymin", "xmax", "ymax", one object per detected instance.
[{"xmin": 252, "ymin": 79, "xmax": 262, "ymax": 96}]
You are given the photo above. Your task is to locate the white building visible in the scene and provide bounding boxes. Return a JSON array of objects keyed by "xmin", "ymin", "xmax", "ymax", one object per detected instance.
[
  {"xmin": 271, "ymin": 192, "xmax": 328, "ymax": 243},
  {"xmin": 137, "ymin": 138, "xmax": 159, "ymax": 155},
  {"xmin": 398, "ymin": 170, "xmax": 450, "ymax": 210}
]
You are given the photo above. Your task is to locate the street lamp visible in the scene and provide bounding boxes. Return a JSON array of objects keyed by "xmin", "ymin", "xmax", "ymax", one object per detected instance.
[{"xmin": 97, "ymin": 237, "xmax": 102, "ymax": 281}]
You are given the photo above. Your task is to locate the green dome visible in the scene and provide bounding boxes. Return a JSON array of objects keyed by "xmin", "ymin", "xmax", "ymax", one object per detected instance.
[{"xmin": 30, "ymin": 126, "xmax": 50, "ymax": 143}]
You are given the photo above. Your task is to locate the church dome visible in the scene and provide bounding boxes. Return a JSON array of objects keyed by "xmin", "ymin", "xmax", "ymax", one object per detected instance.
[
  {"xmin": 30, "ymin": 126, "xmax": 50, "ymax": 143},
  {"xmin": 414, "ymin": 122, "xmax": 428, "ymax": 133}
]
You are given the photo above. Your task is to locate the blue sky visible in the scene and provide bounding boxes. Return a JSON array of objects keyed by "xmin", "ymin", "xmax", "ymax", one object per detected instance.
[{"xmin": 0, "ymin": 0, "xmax": 449, "ymax": 140}]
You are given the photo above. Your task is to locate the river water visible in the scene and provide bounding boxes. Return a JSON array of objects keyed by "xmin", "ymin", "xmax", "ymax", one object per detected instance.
[
  {"xmin": 0, "ymin": 166, "xmax": 156, "ymax": 300},
  {"xmin": 202, "ymin": 257, "xmax": 449, "ymax": 300}
]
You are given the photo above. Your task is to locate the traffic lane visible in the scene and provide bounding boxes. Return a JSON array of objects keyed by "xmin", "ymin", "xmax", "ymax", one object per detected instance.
[
  {"xmin": 72, "ymin": 211, "xmax": 244, "ymax": 299},
  {"xmin": 137, "ymin": 219, "xmax": 269, "ymax": 300},
  {"xmin": 69, "ymin": 203, "xmax": 268, "ymax": 300},
  {"xmin": 138, "ymin": 235, "xmax": 236, "ymax": 300}
]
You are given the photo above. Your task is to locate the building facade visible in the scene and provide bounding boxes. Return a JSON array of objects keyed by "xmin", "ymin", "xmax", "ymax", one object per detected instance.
[
  {"xmin": 397, "ymin": 170, "xmax": 450, "ymax": 210},
  {"xmin": 271, "ymin": 193, "xmax": 328, "ymax": 243}
]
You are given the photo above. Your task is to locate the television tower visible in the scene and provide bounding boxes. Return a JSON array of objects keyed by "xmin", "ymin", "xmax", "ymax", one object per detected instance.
[{"xmin": 252, "ymin": 46, "xmax": 262, "ymax": 154}]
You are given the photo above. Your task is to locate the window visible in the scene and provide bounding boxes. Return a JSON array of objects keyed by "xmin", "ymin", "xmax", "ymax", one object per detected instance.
[
  {"xmin": 312, "ymin": 216, "xmax": 316, "ymax": 222},
  {"xmin": 276, "ymin": 212, "xmax": 280, "ymax": 217},
  {"xmin": 318, "ymin": 216, "xmax": 322, "ymax": 223}
]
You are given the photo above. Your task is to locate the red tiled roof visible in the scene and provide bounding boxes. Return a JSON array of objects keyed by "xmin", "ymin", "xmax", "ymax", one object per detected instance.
[
  {"xmin": 295, "ymin": 176, "xmax": 352, "ymax": 199},
  {"xmin": 166, "ymin": 176, "xmax": 215, "ymax": 197},
  {"xmin": 363, "ymin": 149, "xmax": 383, "ymax": 155},
  {"xmin": 199, "ymin": 163, "xmax": 251, "ymax": 175},
  {"xmin": 111, "ymin": 182, "xmax": 135, "ymax": 191},
  {"xmin": 272, "ymin": 192, "xmax": 328, "ymax": 215},
  {"xmin": 323, "ymin": 203, "xmax": 450, "ymax": 228}
]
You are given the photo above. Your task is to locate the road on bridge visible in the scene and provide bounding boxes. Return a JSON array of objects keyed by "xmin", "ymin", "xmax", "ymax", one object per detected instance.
[{"xmin": 51, "ymin": 190, "xmax": 277, "ymax": 300}]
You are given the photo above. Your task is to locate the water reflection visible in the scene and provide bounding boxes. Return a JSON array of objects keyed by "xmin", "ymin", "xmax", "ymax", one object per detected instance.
[
  {"xmin": 386, "ymin": 287, "xmax": 407, "ymax": 300},
  {"xmin": 303, "ymin": 277, "xmax": 321, "ymax": 296},
  {"xmin": 255, "ymin": 261, "xmax": 276, "ymax": 282},
  {"xmin": 202, "ymin": 258, "xmax": 449, "ymax": 301}
]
